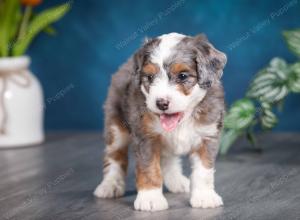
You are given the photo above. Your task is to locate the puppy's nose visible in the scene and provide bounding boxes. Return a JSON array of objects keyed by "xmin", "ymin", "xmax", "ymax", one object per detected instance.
[{"xmin": 156, "ymin": 98, "xmax": 169, "ymax": 111}]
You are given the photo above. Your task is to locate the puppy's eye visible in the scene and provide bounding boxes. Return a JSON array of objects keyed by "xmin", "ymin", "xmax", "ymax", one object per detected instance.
[
  {"xmin": 147, "ymin": 75, "xmax": 154, "ymax": 82},
  {"xmin": 178, "ymin": 73, "xmax": 189, "ymax": 81}
]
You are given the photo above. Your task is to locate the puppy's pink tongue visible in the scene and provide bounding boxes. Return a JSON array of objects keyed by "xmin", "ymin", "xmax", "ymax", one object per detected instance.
[{"xmin": 160, "ymin": 113, "xmax": 183, "ymax": 132}]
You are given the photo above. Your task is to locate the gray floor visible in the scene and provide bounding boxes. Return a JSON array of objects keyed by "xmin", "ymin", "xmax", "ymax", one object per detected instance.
[{"xmin": 0, "ymin": 132, "xmax": 299, "ymax": 220}]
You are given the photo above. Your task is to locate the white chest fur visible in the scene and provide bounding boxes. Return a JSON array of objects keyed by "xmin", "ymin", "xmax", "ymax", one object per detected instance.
[{"xmin": 153, "ymin": 116, "xmax": 218, "ymax": 155}]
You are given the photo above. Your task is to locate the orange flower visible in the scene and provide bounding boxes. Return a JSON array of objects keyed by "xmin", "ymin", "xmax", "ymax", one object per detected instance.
[{"xmin": 21, "ymin": 0, "xmax": 42, "ymax": 6}]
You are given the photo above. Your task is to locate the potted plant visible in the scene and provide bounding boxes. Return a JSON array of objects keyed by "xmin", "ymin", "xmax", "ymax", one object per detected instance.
[
  {"xmin": 220, "ymin": 28, "xmax": 300, "ymax": 154},
  {"xmin": 0, "ymin": 0, "xmax": 70, "ymax": 147}
]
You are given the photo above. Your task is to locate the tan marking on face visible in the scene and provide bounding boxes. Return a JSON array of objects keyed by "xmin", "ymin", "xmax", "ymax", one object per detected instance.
[
  {"xmin": 170, "ymin": 63, "xmax": 192, "ymax": 75},
  {"xmin": 176, "ymin": 84, "xmax": 190, "ymax": 96},
  {"xmin": 142, "ymin": 63, "xmax": 159, "ymax": 75},
  {"xmin": 136, "ymin": 112, "xmax": 163, "ymax": 190},
  {"xmin": 170, "ymin": 63, "xmax": 198, "ymax": 96}
]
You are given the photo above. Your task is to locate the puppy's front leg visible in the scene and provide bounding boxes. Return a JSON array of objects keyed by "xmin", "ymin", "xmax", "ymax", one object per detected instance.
[
  {"xmin": 134, "ymin": 138, "xmax": 168, "ymax": 212},
  {"xmin": 189, "ymin": 138, "xmax": 223, "ymax": 208}
]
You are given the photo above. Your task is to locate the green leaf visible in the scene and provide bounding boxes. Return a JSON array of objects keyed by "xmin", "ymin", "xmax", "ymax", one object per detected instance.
[
  {"xmin": 219, "ymin": 129, "xmax": 241, "ymax": 155},
  {"xmin": 12, "ymin": 3, "xmax": 71, "ymax": 56},
  {"xmin": 260, "ymin": 102, "xmax": 278, "ymax": 129},
  {"xmin": 31, "ymin": 13, "xmax": 57, "ymax": 36},
  {"xmin": 43, "ymin": 25, "xmax": 57, "ymax": 36},
  {"xmin": 224, "ymin": 98, "xmax": 256, "ymax": 130},
  {"xmin": 9, "ymin": 4, "xmax": 21, "ymax": 41},
  {"xmin": 283, "ymin": 29, "xmax": 300, "ymax": 58},
  {"xmin": 288, "ymin": 62, "xmax": 300, "ymax": 93},
  {"xmin": 268, "ymin": 57, "xmax": 289, "ymax": 80},
  {"xmin": 247, "ymin": 58, "xmax": 290, "ymax": 103},
  {"xmin": 0, "ymin": 0, "xmax": 20, "ymax": 57}
]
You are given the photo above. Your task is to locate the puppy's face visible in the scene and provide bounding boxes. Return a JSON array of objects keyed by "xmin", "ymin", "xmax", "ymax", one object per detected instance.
[{"xmin": 135, "ymin": 33, "xmax": 227, "ymax": 131}]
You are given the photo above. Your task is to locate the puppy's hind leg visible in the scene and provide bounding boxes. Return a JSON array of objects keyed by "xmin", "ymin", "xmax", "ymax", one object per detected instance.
[
  {"xmin": 161, "ymin": 154, "xmax": 190, "ymax": 193},
  {"xmin": 94, "ymin": 118, "xmax": 130, "ymax": 198}
]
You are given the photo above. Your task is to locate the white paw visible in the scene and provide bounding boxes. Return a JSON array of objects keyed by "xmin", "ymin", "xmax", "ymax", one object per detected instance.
[
  {"xmin": 190, "ymin": 189, "xmax": 223, "ymax": 208},
  {"xmin": 165, "ymin": 175, "xmax": 190, "ymax": 193},
  {"xmin": 134, "ymin": 189, "xmax": 169, "ymax": 212},
  {"xmin": 94, "ymin": 178, "xmax": 125, "ymax": 198}
]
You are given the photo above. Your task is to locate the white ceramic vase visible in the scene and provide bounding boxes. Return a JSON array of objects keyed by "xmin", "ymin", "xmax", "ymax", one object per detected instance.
[{"xmin": 0, "ymin": 56, "xmax": 44, "ymax": 148}]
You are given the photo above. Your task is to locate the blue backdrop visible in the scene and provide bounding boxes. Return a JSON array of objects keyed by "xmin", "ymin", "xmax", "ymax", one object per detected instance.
[{"xmin": 28, "ymin": 0, "xmax": 300, "ymax": 131}]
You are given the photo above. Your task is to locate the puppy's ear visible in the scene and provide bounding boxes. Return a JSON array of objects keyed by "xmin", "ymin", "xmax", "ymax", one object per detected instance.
[
  {"xmin": 133, "ymin": 48, "xmax": 144, "ymax": 74},
  {"xmin": 132, "ymin": 38, "xmax": 159, "ymax": 78},
  {"xmin": 195, "ymin": 33, "xmax": 208, "ymax": 42},
  {"xmin": 193, "ymin": 34, "xmax": 227, "ymax": 89},
  {"xmin": 143, "ymin": 36, "xmax": 152, "ymax": 44}
]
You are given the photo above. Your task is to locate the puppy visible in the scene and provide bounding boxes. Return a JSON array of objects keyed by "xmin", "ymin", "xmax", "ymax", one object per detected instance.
[{"xmin": 94, "ymin": 33, "xmax": 227, "ymax": 212}]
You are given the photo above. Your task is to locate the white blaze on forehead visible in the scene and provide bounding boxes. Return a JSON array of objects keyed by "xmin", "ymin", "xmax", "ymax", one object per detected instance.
[
  {"xmin": 142, "ymin": 33, "xmax": 207, "ymax": 117},
  {"xmin": 151, "ymin": 33, "xmax": 186, "ymax": 66}
]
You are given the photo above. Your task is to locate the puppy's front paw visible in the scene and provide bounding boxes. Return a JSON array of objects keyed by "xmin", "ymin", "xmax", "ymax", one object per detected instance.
[
  {"xmin": 134, "ymin": 189, "xmax": 169, "ymax": 212},
  {"xmin": 165, "ymin": 175, "xmax": 190, "ymax": 193},
  {"xmin": 190, "ymin": 189, "xmax": 223, "ymax": 208},
  {"xmin": 94, "ymin": 178, "xmax": 125, "ymax": 198}
]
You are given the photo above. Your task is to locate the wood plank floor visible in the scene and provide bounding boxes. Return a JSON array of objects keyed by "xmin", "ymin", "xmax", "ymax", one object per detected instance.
[{"xmin": 0, "ymin": 133, "xmax": 299, "ymax": 220}]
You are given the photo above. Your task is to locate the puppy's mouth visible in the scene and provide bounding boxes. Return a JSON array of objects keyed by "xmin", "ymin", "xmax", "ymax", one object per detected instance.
[{"xmin": 159, "ymin": 112, "xmax": 184, "ymax": 132}]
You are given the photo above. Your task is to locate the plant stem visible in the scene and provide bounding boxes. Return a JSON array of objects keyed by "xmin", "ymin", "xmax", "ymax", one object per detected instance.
[
  {"xmin": 17, "ymin": 5, "xmax": 32, "ymax": 41},
  {"xmin": 220, "ymin": 130, "xmax": 241, "ymax": 155}
]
